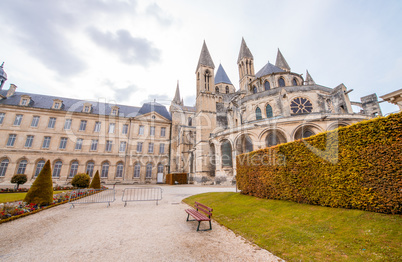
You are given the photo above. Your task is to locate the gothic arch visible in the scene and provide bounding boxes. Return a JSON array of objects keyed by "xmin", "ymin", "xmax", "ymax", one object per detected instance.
[
  {"xmin": 327, "ymin": 122, "xmax": 349, "ymax": 131},
  {"xmin": 293, "ymin": 123, "xmax": 323, "ymax": 140},
  {"xmin": 235, "ymin": 134, "xmax": 254, "ymax": 155}
]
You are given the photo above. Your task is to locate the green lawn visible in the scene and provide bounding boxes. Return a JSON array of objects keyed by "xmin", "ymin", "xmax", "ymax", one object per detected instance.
[
  {"xmin": 183, "ymin": 192, "xmax": 402, "ymax": 262},
  {"xmin": 0, "ymin": 191, "xmax": 67, "ymax": 203}
]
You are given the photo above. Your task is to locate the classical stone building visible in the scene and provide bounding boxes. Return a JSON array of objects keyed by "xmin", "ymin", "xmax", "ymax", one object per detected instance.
[{"xmin": 170, "ymin": 39, "xmax": 382, "ymax": 185}]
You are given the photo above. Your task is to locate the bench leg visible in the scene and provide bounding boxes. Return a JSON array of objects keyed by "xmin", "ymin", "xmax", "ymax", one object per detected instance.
[{"xmin": 197, "ymin": 221, "xmax": 201, "ymax": 231}]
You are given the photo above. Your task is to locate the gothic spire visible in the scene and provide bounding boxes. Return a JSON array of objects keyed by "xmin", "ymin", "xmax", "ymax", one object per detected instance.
[
  {"xmin": 305, "ymin": 70, "xmax": 315, "ymax": 85},
  {"xmin": 275, "ymin": 49, "xmax": 290, "ymax": 72},
  {"xmin": 196, "ymin": 40, "xmax": 215, "ymax": 73},
  {"xmin": 237, "ymin": 37, "xmax": 253, "ymax": 63},
  {"xmin": 215, "ymin": 64, "xmax": 232, "ymax": 85},
  {"xmin": 173, "ymin": 80, "xmax": 182, "ymax": 105}
]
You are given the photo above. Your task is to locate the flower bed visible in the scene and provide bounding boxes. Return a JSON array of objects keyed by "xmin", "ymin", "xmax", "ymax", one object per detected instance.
[
  {"xmin": 0, "ymin": 188, "xmax": 106, "ymax": 224},
  {"xmin": 0, "ymin": 186, "xmax": 77, "ymax": 194}
]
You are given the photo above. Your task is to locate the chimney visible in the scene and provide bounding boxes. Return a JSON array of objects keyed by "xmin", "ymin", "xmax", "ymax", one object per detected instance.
[{"xmin": 7, "ymin": 84, "xmax": 17, "ymax": 97}]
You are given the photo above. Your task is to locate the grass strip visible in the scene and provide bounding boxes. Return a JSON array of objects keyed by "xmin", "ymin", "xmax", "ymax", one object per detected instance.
[
  {"xmin": 183, "ymin": 192, "xmax": 402, "ymax": 262},
  {"xmin": 0, "ymin": 191, "xmax": 68, "ymax": 203}
]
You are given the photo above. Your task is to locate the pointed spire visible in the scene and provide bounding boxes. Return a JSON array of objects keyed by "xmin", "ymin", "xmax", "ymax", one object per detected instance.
[
  {"xmin": 1, "ymin": 62, "xmax": 4, "ymax": 68},
  {"xmin": 215, "ymin": 64, "xmax": 232, "ymax": 85},
  {"xmin": 173, "ymin": 80, "xmax": 182, "ymax": 105},
  {"xmin": 275, "ymin": 49, "xmax": 290, "ymax": 72},
  {"xmin": 237, "ymin": 37, "xmax": 253, "ymax": 63},
  {"xmin": 196, "ymin": 40, "xmax": 215, "ymax": 72},
  {"xmin": 305, "ymin": 70, "xmax": 315, "ymax": 85}
]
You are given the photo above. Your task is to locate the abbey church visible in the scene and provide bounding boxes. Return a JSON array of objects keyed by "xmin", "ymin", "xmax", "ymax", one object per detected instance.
[
  {"xmin": 169, "ymin": 38, "xmax": 382, "ymax": 185},
  {"xmin": 0, "ymin": 38, "xmax": 386, "ymax": 185}
]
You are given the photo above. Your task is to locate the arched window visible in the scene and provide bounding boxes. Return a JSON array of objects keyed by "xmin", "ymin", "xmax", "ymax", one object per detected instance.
[
  {"xmin": 278, "ymin": 78, "xmax": 285, "ymax": 87},
  {"xmin": 35, "ymin": 160, "xmax": 45, "ymax": 177},
  {"xmin": 0, "ymin": 159, "xmax": 9, "ymax": 177},
  {"xmin": 253, "ymin": 86, "xmax": 257, "ymax": 94},
  {"xmin": 302, "ymin": 130, "xmax": 315, "ymax": 138},
  {"xmin": 215, "ymin": 86, "xmax": 219, "ymax": 93},
  {"xmin": 101, "ymin": 162, "xmax": 109, "ymax": 178},
  {"xmin": 264, "ymin": 81, "xmax": 270, "ymax": 91},
  {"xmin": 53, "ymin": 161, "xmax": 62, "ymax": 178},
  {"xmin": 256, "ymin": 107, "xmax": 262, "ymax": 120},
  {"xmin": 134, "ymin": 163, "xmax": 141, "ymax": 178},
  {"xmin": 290, "ymin": 97, "xmax": 313, "ymax": 114},
  {"xmin": 292, "ymin": 78, "xmax": 298, "ymax": 86},
  {"xmin": 86, "ymin": 161, "xmax": 94, "ymax": 177},
  {"xmin": 69, "ymin": 161, "xmax": 79, "ymax": 178},
  {"xmin": 266, "ymin": 131, "xmax": 287, "ymax": 147},
  {"xmin": 225, "ymin": 86, "xmax": 229, "ymax": 94},
  {"xmin": 116, "ymin": 162, "xmax": 124, "ymax": 178},
  {"xmin": 204, "ymin": 70, "xmax": 210, "ymax": 91},
  {"xmin": 266, "ymin": 104, "xmax": 273, "ymax": 118},
  {"xmin": 146, "ymin": 163, "xmax": 152, "ymax": 178},
  {"xmin": 188, "ymin": 117, "xmax": 192, "ymax": 126},
  {"xmin": 17, "ymin": 160, "xmax": 28, "ymax": 174},
  {"xmin": 157, "ymin": 163, "xmax": 164, "ymax": 174},
  {"xmin": 221, "ymin": 140, "xmax": 232, "ymax": 167}
]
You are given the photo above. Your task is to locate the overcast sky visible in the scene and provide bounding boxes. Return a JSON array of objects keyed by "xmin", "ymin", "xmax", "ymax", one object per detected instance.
[{"xmin": 1, "ymin": 0, "xmax": 401, "ymax": 114}]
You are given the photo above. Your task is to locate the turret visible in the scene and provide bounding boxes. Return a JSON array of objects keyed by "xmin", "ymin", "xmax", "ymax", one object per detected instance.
[
  {"xmin": 275, "ymin": 49, "xmax": 290, "ymax": 72},
  {"xmin": 195, "ymin": 41, "xmax": 215, "ymax": 96},
  {"xmin": 237, "ymin": 38, "xmax": 254, "ymax": 91}
]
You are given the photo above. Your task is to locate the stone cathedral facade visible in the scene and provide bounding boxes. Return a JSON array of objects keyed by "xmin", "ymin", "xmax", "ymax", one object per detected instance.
[{"xmin": 169, "ymin": 39, "xmax": 382, "ymax": 185}]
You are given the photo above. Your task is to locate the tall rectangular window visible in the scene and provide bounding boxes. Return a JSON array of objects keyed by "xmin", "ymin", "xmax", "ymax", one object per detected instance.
[
  {"xmin": 105, "ymin": 140, "xmax": 113, "ymax": 152},
  {"xmin": 75, "ymin": 138, "xmax": 83, "ymax": 150},
  {"xmin": 25, "ymin": 135, "xmax": 34, "ymax": 148},
  {"xmin": 48, "ymin": 117, "xmax": 56, "ymax": 128},
  {"xmin": 0, "ymin": 113, "xmax": 5, "ymax": 125},
  {"xmin": 14, "ymin": 114, "xmax": 23, "ymax": 126},
  {"xmin": 59, "ymin": 137, "xmax": 68, "ymax": 149},
  {"xmin": 79, "ymin": 120, "xmax": 87, "ymax": 131},
  {"xmin": 90, "ymin": 139, "xmax": 98, "ymax": 151},
  {"xmin": 108, "ymin": 123, "xmax": 115, "ymax": 133},
  {"xmin": 134, "ymin": 164, "xmax": 140, "ymax": 178},
  {"xmin": 119, "ymin": 141, "xmax": 127, "ymax": 152},
  {"xmin": 139, "ymin": 125, "xmax": 144, "ymax": 135},
  {"xmin": 148, "ymin": 143, "xmax": 154, "ymax": 153},
  {"xmin": 137, "ymin": 142, "xmax": 143, "ymax": 153},
  {"xmin": 86, "ymin": 162, "xmax": 94, "ymax": 177},
  {"xmin": 7, "ymin": 134, "xmax": 17, "ymax": 147},
  {"xmin": 122, "ymin": 124, "xmax": 128, "ymax": 135},
  {"xmin": 150, "ymin": 126, "xmax": 155, "ymax": 136},
  {"xmin": 64, "ymin": 119, "xmax": 72, "ymax": 130},
  {"xmin": 94, "ymin": 121, "xmax": 101, "ymax": 132},
  {"xmin": 159, "ymin": 143, "xmax": 165, "ymax": 154},
  {"xmin": 42, "ymin": 136, "xmax": 51, "ymax": 149},
  {"xmin": 31, "ymin": 116, "xmax": 40, "ymax": 127},
  {"xmin": 161, "ymin": 127, "xmax": 166, "ymax": 137}
]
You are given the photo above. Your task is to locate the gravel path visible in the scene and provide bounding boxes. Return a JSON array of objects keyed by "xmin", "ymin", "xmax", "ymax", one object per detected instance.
[{"xmin": 0, "ymin": 185, "xmax": 282, "ymax": 261}]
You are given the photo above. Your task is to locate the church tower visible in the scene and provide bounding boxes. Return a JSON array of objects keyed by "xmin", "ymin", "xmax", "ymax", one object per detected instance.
[
  {"xmin": 194, "ymin": 41, "xmax": 217, "ymax": 182},
  {"xmin": 237, "ymin": 38, "xmax": 255, "ymax": 91}
]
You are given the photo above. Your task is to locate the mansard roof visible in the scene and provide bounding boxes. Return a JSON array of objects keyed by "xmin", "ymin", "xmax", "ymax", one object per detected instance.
[
  {"xmin": 215, "ymin": 64, "xmax": 232, "ymax": 85},
  {"xmin": 237, "ymin": 37, "xmax": 253, "ymax": 63},
  {"xmin": 0, "ymin": 90, "xmax": 171, "ymax": 120},
  {"xmin": 196, "ymin": 41, "xmax": 215, "ymax": 72},
  {"xmin": 255, "ymin": 62, "xmax": 285, "ymax": 78}
]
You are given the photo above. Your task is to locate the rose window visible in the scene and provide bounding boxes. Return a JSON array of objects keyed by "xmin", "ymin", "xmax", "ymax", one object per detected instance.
[{"xmin": 290, "ymin": 97, "xmax": 313, "ymax": 114}]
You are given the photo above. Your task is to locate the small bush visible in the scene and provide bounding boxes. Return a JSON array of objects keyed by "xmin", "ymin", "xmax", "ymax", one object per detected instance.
[
  {"xmin": 71, "ymin": 173, "xmax": 90, "ymax": 188},
  {"xmin": 11, "ymin": 174, "xmax": 28, "ymax": 189},
  {"xmin": 24, "ymin": 160, "xmax": 53, "ymax": 205},
  {"xmin": 89, "ymin": 171, "xmax": 101, "ymax": 189}
]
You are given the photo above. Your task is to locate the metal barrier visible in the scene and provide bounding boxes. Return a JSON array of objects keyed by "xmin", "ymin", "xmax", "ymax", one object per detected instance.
[
  {"xmin": 69, "ymin": 189, "xmax": 116, "ymax": 208},
  {"xmin": 122, "ymin": 187, "xmax": 163, "ymax": 207}
]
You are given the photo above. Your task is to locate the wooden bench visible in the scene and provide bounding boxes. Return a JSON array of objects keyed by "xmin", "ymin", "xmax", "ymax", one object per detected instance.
[{"xmin": 185, "ymin": 202, "xmax": 213, "ymax": 231}]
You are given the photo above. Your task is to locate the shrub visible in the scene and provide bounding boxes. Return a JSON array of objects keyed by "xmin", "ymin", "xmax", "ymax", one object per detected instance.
[
  {"xmin": 89, "ymin": 171, "xmax": 101, "ymax": 189},
  {"xmin": 71, "ymin": 173, "xmax": 90, "ymax": 188},
  {"xmin": 10, "ymin": 174, "xmax": 28, "ymax": 189},
  {"xmin": 237, "ymin": 112, "xmax": 402, "ymax": 214},
  {"xmin": 24, "ymin": 160, "xmax": 53, "ymax": 205}
]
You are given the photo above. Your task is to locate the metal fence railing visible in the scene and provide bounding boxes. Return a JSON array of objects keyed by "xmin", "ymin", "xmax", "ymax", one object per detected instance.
[
  {"xmin": 122, "ymin": 187, "xmax": 163, "ymax": 207},
  {"xmin": 69, "ymin": 189, "xmax": 116, "ymax": 208}
]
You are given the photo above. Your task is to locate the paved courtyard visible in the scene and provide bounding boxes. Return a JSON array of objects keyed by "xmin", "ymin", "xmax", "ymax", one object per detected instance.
[{"xmin": 0, "ymin": 185, "xmax": 282, "ymax": 261}]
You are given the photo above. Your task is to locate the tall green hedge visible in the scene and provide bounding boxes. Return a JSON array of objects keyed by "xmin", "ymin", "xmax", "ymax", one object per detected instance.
[{"xmin": 237, "ymin": 112, "xmax": 402, "ymax": 214}]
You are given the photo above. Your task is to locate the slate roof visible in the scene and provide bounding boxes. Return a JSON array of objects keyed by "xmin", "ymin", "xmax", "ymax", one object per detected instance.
[
  {"xmin": 196, "ymin": 41, "xmax": 215, "ymax": 72},
  {"xmin": 0, "ymin": 90, "xmax": 171, "ymax": 120},
  {"xmin": 215, "ymin": 64, "xmax": 232, "ymax": 85},
  {"xmin": 255, "ymin": 62, "xmax": 285, "ymax": 78}
]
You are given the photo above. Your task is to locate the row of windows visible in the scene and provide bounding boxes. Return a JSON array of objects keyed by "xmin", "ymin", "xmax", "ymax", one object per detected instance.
[
  {"xmin": 253, "ymin": 97, "xmax": 313, "ymax": 121},
  {"xmin": 0, "ymin": 113, "xmax": 167, "ymax": 137},
  {"xmin": 0, "ymin": 159, "xmax": 164, "ymax": 179},
  {"xmin": 252, "ymin": 77, "xmax": 299, "ymax": 94},
  {"xmin": 215, "ymin": 86, "xmax": 230, "ymax": 94},
  {"xmin": 5, "ymin": 134, "xmax": 166, "ymax": 154}
]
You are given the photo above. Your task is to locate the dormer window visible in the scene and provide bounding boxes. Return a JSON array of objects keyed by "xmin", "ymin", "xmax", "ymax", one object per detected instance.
[
  {"xmin": 20, "ymin": 95, "xmax": 31, "ymax": 106},
  {"xmin": 52, "ymin": 99, "xmax": 63, "ymax": 110},
  {"xmin": 82, "ymin": 103, "xmax": 92, "ymax": 113},
  {"xmin": 111, "ymin": 106, "xmax": 119, "ymax": 116}
]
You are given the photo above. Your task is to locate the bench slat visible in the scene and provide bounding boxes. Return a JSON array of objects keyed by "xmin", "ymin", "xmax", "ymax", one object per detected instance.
[{"xmin": 185, "ymin": 209, "xmax": 210, "ymax": 221}]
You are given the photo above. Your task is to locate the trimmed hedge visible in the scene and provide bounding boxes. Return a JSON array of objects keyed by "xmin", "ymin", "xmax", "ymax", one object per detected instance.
[
  {"xmin": 89, "ymin": 171, "xmax": 101, "ymax": 189},
  {"xmin": 237, "ymin": 112, "xmax": 402, "ymax": 214},
  {"xmin": 24, "ymin": 160, "xmax": 53, "ymax": 205}
]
